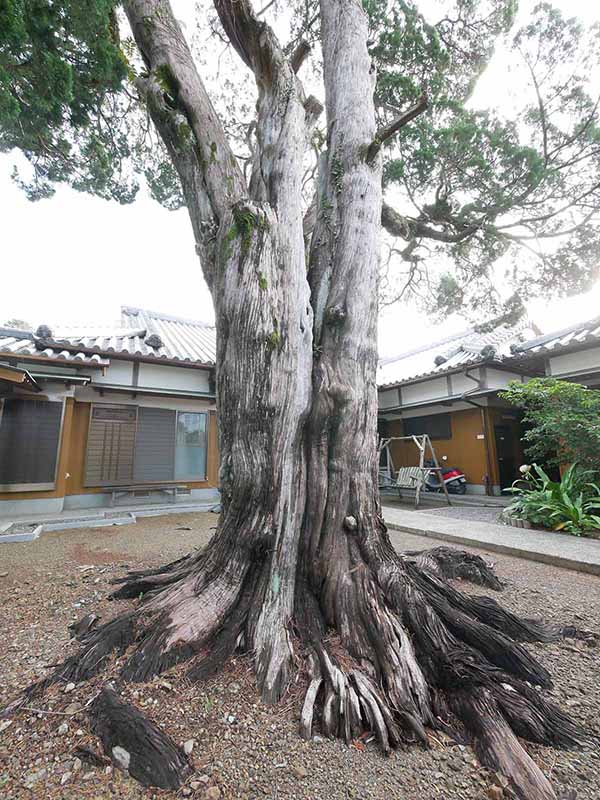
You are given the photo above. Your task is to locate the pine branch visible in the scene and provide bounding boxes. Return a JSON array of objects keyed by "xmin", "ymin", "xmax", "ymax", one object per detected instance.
[{"xmin": 367, "ymin": 94, "xmax": 429, "ymax": 161}]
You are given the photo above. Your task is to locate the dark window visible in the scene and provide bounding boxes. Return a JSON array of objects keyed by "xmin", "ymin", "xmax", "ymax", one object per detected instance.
[
  {"xmin": 0, "ymin": 398, "xmax": 63, "ymax": 486},
  {"xmin": 134, "ymin": 408, "xmax": 176, "ymax": 482},
  {"xmin": 403, "ymin": 413, "xmax": 452, "ymax": 440}
]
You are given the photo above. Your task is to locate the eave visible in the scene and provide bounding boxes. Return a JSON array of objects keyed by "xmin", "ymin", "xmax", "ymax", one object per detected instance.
[
  {"xmin": 0, "ymin": 364, "xmax": 41, "ymax": 394},
  {"xmin": 91, "ymin": 383, "xmax": 216, "ymax": 401}
]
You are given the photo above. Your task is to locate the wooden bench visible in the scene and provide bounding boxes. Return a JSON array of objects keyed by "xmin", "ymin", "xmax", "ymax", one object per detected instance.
[
  {"xmin": 394, "ymin": 466, "xmax": 426, "ymax": 489},
  {"xmin": 107, "ymin": 484, "xmax": 191, "ymax": 507}
]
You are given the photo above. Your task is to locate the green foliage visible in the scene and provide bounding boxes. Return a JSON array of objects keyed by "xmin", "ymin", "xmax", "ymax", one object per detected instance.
[
  {"xmin": 154, "ymin": 64, "xmax": 178, "ymax": 101},
  {"xmin": 219, "ymin": 222, "xmax": 239, "ymax": 267},
  {"xmin": 501, "ymin": 378, "xmax": 600, "ymax": 475},
  {"xmin": 232, "ymin": 206, "xmax": 263, "ymax": 257},
  {"xmin": 366, "ymin": 0, "xmax": 600, "ymax": 315},
  {"xmin": 218, "ymin": 207, "xmax": 265, "ymax": 267},
  {"xmin": 0, "ymin": 0, "xmax": 137, "ymax": 201},
  {"xmin": 432, "ymin": 273, "xmax": 464, "ymax": 316},
  {"xmin": 505, "ymin": 463, "xmax": 600, "ymax": 535},
  {"xmin": 143, "ymin": 157, "xmax": 185, "ymax": 210}
]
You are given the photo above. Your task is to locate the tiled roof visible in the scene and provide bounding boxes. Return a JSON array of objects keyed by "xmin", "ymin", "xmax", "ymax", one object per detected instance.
[
  {"xmin": 515, "ymin": 316, "xmax": 600, "ymax": 355},
  {"xmin": 44, "ymin": 307, "xmax": 216, "ymax": 366},
  {"xmin": 377, "ymin": 317, "xmax": 538, "ymax": 388},
  {"xmin": 0, "ymin": 329, "xmax": 109, "ymax": 368}
]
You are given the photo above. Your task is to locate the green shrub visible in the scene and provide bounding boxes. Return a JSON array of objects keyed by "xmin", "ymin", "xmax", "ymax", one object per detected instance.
[
  {"xmin": 500, "ymin": 378, "xmax": 600, "ymax": 478},
  {"xmin": 505, "ymin": 463, "xmax": 600, "ymax": 535}
]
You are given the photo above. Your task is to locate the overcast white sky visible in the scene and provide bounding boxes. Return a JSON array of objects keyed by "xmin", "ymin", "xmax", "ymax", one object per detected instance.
[{"xmin": 0, "ymin": 0, "xmax": 598, "ymax": 358}]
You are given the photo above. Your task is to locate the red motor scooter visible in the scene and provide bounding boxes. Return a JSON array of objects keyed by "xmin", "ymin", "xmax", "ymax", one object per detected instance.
[{"xmin": 424, "ymin": 459, "xmax": 467, "ymax": 494}]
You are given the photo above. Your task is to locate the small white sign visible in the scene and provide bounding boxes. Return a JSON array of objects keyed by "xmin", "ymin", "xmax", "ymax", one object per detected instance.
[{"xmin": 476, "ymin": 434, "xmax": 485, "ymax": 439}]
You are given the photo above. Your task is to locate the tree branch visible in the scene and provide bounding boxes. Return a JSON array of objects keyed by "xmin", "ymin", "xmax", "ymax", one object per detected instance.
[
  {"xmin": 530, "ymin": 74, "xmax": 548, "ymax": 162},
  {"xmin": 367, "ymin": 94, "xmax": 429, "ymax": 161},
  {"xmin": 290, "ymin": 40, "xmax": 311, "ymax": 73},
  {"xmin": 381, "ymin": 201, "xmax": 478, "ymax": 244},
  {"xmin": 214, "ymin": 0, "xmax": 281, "ymax": 86},
  {"xmin": 135, "ymin": 75, "xmax": 219, "ymax": 288},
  {"xmin": 214, "ymin": 0, "xmax": 320, "ymax": 207},
  {"xmin": 123, "ymin": 0, "xmax": 246, "ymax": 227}
]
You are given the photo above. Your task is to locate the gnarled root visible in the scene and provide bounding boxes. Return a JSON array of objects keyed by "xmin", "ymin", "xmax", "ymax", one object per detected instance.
[
  {"xmin": 403, "ymin": 545, "xmax": 504, "ymax": 591},
  {"xmin": 297, "ymin": 549, "xmax": 588, "ymax": 800},
  {"xmin": 109, "ymin": 552, "xmax": 201, "ymax": 599},
  {"xmin": 299, "ymin": 641, "xmax": 406, "ymax": 752}
]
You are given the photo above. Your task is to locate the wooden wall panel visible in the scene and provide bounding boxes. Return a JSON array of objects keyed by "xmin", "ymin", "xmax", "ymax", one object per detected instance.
[
  {"xmin": 67, "ymin": 402, "xmax": 219, "ymax": 496},
  {"xmin": 385, "ymin": 408, "xmax": 490, "ymax": 486},
  {"xmin": 84, "ymin": 407, "xmax": 136, "ymax": 486}
]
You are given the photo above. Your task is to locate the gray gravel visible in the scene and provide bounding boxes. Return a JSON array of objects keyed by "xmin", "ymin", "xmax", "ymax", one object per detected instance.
[
  {"xmin": 0, "ymin": 513, "xmax": 599, "ymax": 800},
  {"xmin": 414, "ymin": 504, "xmax": 506, "ymax": 524}
]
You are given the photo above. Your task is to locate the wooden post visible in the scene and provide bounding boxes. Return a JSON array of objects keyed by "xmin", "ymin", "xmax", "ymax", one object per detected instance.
[
  {"xmin": 413, "ymin": 435, "xmax": 425, "ymax": 510},
  {"xmin": 427, "ymin": 434, "xmax": 452, "ymax": 506}
]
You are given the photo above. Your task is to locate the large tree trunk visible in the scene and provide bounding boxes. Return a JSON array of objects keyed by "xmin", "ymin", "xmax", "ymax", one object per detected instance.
[{"xmin": 2, "ymin": 2, "xmax": 589, "ymax": 799}]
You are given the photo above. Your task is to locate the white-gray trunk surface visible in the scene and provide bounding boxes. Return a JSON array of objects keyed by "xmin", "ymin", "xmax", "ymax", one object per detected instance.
[{"xmin": 3, "ymin": 2, "xmax": 590, "ymax": 799}]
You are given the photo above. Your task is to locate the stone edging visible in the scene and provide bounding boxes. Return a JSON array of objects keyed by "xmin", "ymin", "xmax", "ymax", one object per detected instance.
[{"xmin": 500, "ymin": 511, "xmax": 532, "ymax": 529}]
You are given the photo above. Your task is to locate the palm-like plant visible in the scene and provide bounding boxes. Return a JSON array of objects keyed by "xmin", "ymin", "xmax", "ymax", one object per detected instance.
[{"xmin": 505, "ymin": 464, "xmax": 600, "ymax": 535}]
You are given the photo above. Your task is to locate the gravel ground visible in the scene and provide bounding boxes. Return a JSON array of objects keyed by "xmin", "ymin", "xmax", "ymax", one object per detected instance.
[
  {"xmin": 0, "ymin": 512, "xmax": 599, "ymax": 800},
  {"xmin": 413, "ymin": 505, "xmax": 505, "ymax": 524}
]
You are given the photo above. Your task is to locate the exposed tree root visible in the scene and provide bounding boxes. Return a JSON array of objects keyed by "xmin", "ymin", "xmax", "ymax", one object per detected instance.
[
  {"xmin": 109, "ymin": 552, "xmax": 199, "ymax": 599},
  {"xmin": 292, "ymin": 529, "xmax": 590, "ymax": 800},
  {"xmin": 455, "ymin": 687, "xmax": 558, "ymax": 800},
  {"xmin": 2, "ymin": 542, "xmax": 593, "ymax": 800},
  {"xmin": 68, "ymin": 612, "xmax": 101, "ymax": 640},
  {"xmin": 403, "ymin": 545, "xmax": 504, "ymax": 591}
]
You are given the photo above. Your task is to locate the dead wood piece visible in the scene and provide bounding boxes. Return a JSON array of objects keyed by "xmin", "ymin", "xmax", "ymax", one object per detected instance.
[
  {"xmin": 290, "ymin": 39, "xmax": 310, "ymax": 73},
  {"xmin": 89, "ymin": 686, "xmax": 191, "ymax": 789},
  {"xmin": 367, "ymin": 93, "xmax": 429, "ymax": 160}
]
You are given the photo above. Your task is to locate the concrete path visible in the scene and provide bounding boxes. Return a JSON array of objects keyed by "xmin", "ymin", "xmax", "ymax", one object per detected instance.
[
  {"xmin": 383, "ymin": 505, "xmax": 600, "ymax": 576},
  {"xmin": 0, "ymin": 501, "xmax": 221, "ymax": 543}
]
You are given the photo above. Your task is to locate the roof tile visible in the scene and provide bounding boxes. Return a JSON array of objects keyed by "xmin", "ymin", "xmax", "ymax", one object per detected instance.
[
  {"xmin": 515, "ymin": 316, "xmax": 600, "ymax": 355},
  {"xmin": 0, "ymin": 307, "xmax": 216, "ymax": 368},
  {"xmin": 377, "ymin": 318, "xmax": 537, "ymax": 387}
]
